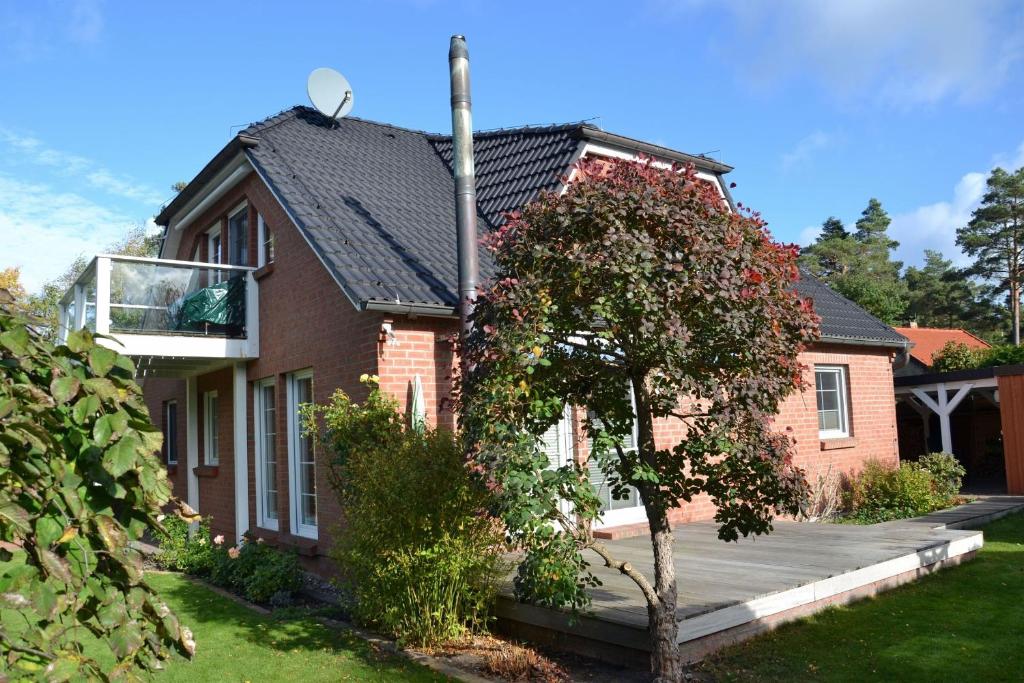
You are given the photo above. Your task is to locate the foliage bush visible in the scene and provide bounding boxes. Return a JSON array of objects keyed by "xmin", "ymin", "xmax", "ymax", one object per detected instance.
[
  {"xmin": 308, "ymin": 378, "xmax": 507, "ymax": 646},
  {"xmin": 845, "ymin": 460, "xmax": 937, "ymax": 523},
  {"xmin": 155, "ymin": 515, "xmax": 216, "ymax": 575},
  {"xmin": 917, "ymin": 452, "xmax": 966, "ymax": 502},
  {"xmin": 0, "ymin": 309, "xmax": 195, "ymax": 678},
  {"xmin": 931, "ymin": 340, "xmax": 1024, "ymax": 372},
  {"xmin": 930, "ymin": 341, "xmax": 983, "ymax": 372},
  {"xmin": 155, "ymin": 517, "xmax": 302, "ymax": 606}
]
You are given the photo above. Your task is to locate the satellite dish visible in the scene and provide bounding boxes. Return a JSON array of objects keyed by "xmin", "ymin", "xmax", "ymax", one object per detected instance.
[{"xmin": 307, "ymin": 67, "xmax": 354, "ymax": 120}]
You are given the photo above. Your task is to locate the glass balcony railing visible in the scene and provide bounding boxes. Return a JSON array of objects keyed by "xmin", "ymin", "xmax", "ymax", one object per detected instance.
[{"xmin": 59, "ymin": 255, "xmax": 257, "ymax": 342}]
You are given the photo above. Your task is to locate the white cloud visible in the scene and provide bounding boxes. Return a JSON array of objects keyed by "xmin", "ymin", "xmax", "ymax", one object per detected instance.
[
  {"xmin": 798, "ymin": 224, "xmax": 822, "ymax": 246},
  {"xmin": 67, "ymin": 0, "xmax": 104, "ymax": 45},
  {"xmin": 0, "ymin": 0, "xmax": 105, "ymax": 62},
  {"xmin": 890, "ymin": 172, "xmax": 987, "ymax": 267},
  {"xmin": 0, "ymin": 126, "xmax": 165, "ymax": 206},
  {"xmin": 661, "ymin": 0, "xmax": 1024, "ymax": 107},
  {"xmin": 0, "ymin": 174, "xmax": 138, "ymax": 292},
  {"xmin": 781, "ymin": 130, "xmax": 831, "ymax": 170}
]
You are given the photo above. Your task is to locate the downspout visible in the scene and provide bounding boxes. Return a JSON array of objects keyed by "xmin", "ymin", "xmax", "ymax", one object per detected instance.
[{"xmin": 448, "ymin": 34, "xmax": 480, "ymax": 351}]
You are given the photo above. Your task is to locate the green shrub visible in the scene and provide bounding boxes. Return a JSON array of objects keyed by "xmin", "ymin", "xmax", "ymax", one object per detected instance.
[
  {"xmin": 211, "ymin": 535, "xmax": 302, "ymax": 605},
  {"xmin": 918, "ymin": 452, "xmax": 966, "ymax": 503},
  {"xmin": 308, "ymin": 378, "xmax": 507, "ymax": 646},
  {"xmin": 0, "ymin": 310, "xmax": 195, "ymax": 677},
  {"xmin": 930, "ymin": 341, "xmax": 983, "ymax": 372},
  {"xmin": 156, "ymin": 516, "xmax": 302, "ymax": 605},
  {"xmin": 846, "ymin": 460, "xmax": 937, "ymax": 523},
  {"xmin": 155, "ymin": 515, "xmax": 216, "ymax": 575}
]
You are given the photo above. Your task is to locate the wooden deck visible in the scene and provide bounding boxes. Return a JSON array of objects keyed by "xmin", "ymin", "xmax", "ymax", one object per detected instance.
[{"xmin": 496, "ymin": 497, "xmax": 1024, "ymax": 665}]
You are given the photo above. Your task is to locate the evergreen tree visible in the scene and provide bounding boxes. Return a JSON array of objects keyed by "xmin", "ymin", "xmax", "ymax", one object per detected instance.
[
  {"xmin": 800, "ymin": 199, "xmax": 907, "ymax": 324},
  {"xmin": 956, "ymin": 167, "xmax": 1024, "ymax": 345},
  {"xmin": 904, "ymin": 250, "xmax": 1005, "ymax": 339},
  {"xmin": 820, "ymin": 216, "xmax": 848, "ymax": 240}
]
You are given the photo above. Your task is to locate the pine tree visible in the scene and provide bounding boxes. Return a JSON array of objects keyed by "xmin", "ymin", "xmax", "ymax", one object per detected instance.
[
  {"xmin": 956, "ymin": 167, "xmax": 1024, "ymax": 345},
  {"xmin": 904, "ymin": 250, "xmax": 1005, "ymax": 338},
  {"xmin": 800, "ymin": 199, "xmax": 907, "ymax": 324}
]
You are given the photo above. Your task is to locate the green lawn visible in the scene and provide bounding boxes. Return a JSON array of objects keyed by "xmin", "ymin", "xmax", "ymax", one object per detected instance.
[
  {"xmin": 140, "ymin": 573, "xmax": 448, "ymax": 682},
  {"xmin": 700, "ymin": 512, "xmax": 1024, "ymax": 682}
]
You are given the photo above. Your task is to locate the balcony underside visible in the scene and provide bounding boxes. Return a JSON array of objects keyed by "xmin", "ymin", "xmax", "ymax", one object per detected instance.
[
  {"xmin": 132, "ymin": 355, "xmax": 238, "ymax": 378},
  {"xmin": 97, "ymin": 333, "xmax": 255, "ymax": 378}
]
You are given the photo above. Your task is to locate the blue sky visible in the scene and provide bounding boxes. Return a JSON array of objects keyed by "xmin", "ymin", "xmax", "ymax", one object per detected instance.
[{"xmin": 2, "ymin": 0, "xmax": 1023, "ymax": 292}]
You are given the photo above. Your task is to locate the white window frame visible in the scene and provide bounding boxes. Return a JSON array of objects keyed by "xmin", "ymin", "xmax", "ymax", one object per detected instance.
[
  {"xmin": 256, "ymin": 213, "xmax": 275, "ymax": 267},
  {"xmin": 207, "ymin": 225, "xmax": 223, "ymax": 283},
  {"xmin": 589, "ymin": 385, "xmax": 646, "ymax": 529},
  {"xmin": 254, "ymin": 378, "xmax": 279, "ymax": 531},
  {"xmin": 203, "ymin": 391, "xmax": 219, "ymax": 466},
  {"xmin": 815, "ymin": 365, "xmax": 851, "ymax": 440},
  {"xmin": 228, "ymin": 203, "xmax": 248, "ymax": 267},
  {"xmin": 164, "ymin": 401, "xmax": 178, "ymax": 465},
  {"xmin": 287, "ymin": 370, "xmax": 317, "ymax": 539}
]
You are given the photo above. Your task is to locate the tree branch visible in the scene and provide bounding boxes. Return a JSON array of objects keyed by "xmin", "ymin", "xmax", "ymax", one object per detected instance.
[{"xmin": 587, "ymin": 539, "xmax": 661, "ymax": 607}]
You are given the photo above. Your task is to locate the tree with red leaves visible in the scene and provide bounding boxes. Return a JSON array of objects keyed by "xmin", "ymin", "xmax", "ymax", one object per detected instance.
[{"xmin": 460, "ymin": 156, "xmax": 820, "ymax": 681}]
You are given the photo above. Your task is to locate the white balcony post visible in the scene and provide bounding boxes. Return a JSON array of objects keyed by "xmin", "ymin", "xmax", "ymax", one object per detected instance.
[
  {"xmin": 73, "ymin": 284, "xmax": 85, "ymax": 331},
  {"xmin": 244, "ymin": 271, "xmax": 259, "ymax": 358},
  {"xmin": 186, "ymin": 376, "xmax": 200, "ymax": 515},
  {"xmin": 232, "ymin": 362, "xmax": 249, "ymax": 544},
  {"xmin": 94, "ymin": 256, "xmax": 111, "ymax": 335}
]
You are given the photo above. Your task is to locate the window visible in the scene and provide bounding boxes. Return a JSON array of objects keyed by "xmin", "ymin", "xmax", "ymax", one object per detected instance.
[
  {"xmin": 228, "ymin": 205, "xmax": 248, "ymax": 266},
  {"xmin": 207, "ymin": 227, "xmax": 223, "ymax": 283},
  {"xmin": 815, "ymin": 366, "xmax": 850, "ymax": 439},
  {"xmin": 586, "ymin": 386, "xmax": 643, "ymax": 516},
  {"xmin": 254, "ymin": 379, "xmax": 279, "ymax": 530},
  {"xmin": 257, "ymin": 213, "xmax": 275, "ymax": 267},
  {"xmin": 287, "ymin": 371, "xmax": 316, "ymax": 538},
  {"xmin": 164, "ymin": 401, "xmax": 178, "ymax": 465},
  {"xmin": 203, "ymin": 391, "xmax": 219, "ymax": 465}
]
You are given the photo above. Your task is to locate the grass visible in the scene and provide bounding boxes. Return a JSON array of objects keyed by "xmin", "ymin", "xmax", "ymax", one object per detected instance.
[
  {"xmin": 137, "ymin": 573, "xmax": 448, "ymax": 682},
  {"xmin": 700, "ymin": 511, "xmax": 1024, "ymax": 682}
]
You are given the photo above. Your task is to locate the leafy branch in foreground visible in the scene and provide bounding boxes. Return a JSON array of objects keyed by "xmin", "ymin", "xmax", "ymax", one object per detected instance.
[{"xmin": 0, "ymin": 306, "xmax": 195, "ymax": 680}]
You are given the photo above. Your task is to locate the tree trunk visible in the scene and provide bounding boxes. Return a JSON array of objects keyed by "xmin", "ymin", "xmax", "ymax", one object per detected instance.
[
  {"xmin": 631, "ymin": 376, "xmax": 682, "ymax": 681},
  {"xmin": 646, "ymin": 502, "xmax": 681, "ymax": 682},
  {"xmin": 1014, "ymin": 281, "xmax": 1021, "ymax": 347}
]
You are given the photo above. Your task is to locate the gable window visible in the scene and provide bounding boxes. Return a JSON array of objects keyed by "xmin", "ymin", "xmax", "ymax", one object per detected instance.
[
  {"xmin": 164, "ymin": 401, "xmax": 178, "ymax": 466},
  {"xmin": 287, "ymin": 371, "xmax": 316, "ymax": 538},
  {"xmin": 254, "ymin": 379, "xmax": 279, "ymax": 531},
  {"xmin": 257, "ymin": 213, "xmax": 275, "ymax": 267},
  {"xmin": 228, "ymin": 205, "xmax": 248, "ymax": 267},
  {"xmin": 203, "ymin": 391, "xmax": 219, "ymax": 465},
  {"xmin": 815, "ymin": 366, "xmax": 850, "ymax": 439},
  {"xmin": 207, "ymin": 226, "xmax": 223, "ymax": 283}
]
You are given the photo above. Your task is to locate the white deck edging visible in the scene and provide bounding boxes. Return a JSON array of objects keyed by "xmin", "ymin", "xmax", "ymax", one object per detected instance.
[{"xmin": 677, "ymin": 531, "xmax": 983, "ymax": 643}]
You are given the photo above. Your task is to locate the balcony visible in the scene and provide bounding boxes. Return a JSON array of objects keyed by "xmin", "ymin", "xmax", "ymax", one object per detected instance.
[{"xmin": 59, "ymin": 255, "xmax": 259, "ymax": 377}]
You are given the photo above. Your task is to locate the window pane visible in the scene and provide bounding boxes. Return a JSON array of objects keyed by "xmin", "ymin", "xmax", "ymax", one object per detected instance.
[
  {"xmin": 815, "ymin": 367, "xmax": 847, "ymax": 435},
  {"xmin": 815, "ymin": 370, "xmax": 838, "ymax": 393},
  {"xmin": 817, "ymin": 389, "xmax": 839, "ymax": 412},
  {"xmin": 293, "ymin": 375, "xmax": 316, "ymax": 529},
  {"xmin": 819, "ymin": 409, "xmax": 841, "ymax": 431},
  {"xmin": 230, "ymin": 210, "xmax": 248, "ymax": 266},
  {"xmin": 260, "ymin": 384, "xmax": 277, "ymax": 521}
]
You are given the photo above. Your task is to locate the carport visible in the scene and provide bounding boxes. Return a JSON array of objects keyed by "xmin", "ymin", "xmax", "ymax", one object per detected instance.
[{"xmin": 895, "ymin": 365, "xmax": 1024, "ymax": 494}]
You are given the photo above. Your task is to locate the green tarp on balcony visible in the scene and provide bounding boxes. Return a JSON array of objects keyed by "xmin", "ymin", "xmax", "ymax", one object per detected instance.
[{"xmin": 173, "ymin": 277, "xmax": 245, "ymax": 335}]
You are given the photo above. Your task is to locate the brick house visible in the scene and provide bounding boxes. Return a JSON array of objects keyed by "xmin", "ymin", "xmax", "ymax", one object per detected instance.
[{"xmin": 58, "ymin": 106, "xmax": 909, "ymax": 565}]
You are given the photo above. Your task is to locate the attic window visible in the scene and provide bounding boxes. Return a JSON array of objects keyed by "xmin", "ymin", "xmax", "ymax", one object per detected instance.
[{"xmin": 257, "ymin": 213, "xmax": 275, "ymax": 267}]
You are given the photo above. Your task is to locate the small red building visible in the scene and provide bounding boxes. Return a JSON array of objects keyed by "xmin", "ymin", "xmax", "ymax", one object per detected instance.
[{"xmin": 59, "ymin": 108, "xmax": 909, "ymax": 568}]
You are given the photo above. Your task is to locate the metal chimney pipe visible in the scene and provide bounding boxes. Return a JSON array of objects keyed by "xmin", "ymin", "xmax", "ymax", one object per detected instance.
[{"xmin": 448, "ymin": 34, "xmax": 480, "ymax": 346}]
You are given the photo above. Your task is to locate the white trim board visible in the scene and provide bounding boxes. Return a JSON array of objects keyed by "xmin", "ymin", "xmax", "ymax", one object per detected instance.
[{"xmin": 676, "ymin": 531, "xmax": 983, "ymax": 643}]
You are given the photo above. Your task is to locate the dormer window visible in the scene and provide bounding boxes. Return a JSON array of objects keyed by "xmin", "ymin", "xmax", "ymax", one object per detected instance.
[
  {"xmin": 228, "ymin": 204, "xmax": 248, "ymax": 266},
  {"xmin": 257, "ymin": 213, "xmax": 275, "ymax": 267}
]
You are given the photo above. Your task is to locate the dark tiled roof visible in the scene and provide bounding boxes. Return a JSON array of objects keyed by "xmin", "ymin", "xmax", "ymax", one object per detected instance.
[
  {"xmin": 429, "ymin": 124, "xmax": 581, "ymax": 228},
  {"xmin": 794, "ymin": 271, "xmax": 908, "ymax": 347},
  {"xmin": 233, "ymin": 106, "xmax": 902, "ymax": 347},
  {"xmin": 242, "ymin": 107, "xmax": 579, "ymax": 308}
]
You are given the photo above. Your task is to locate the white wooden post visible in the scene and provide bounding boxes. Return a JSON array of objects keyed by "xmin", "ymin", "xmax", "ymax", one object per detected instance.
[
  {"xmin": 94, "ymin": 256, "xmax": 111, "ymax": 335},
  {"xmin": 233, "ymin": 362, "xmax": 249, "ymax": 543},
  {"xmin": 186, "ymin": 376, "xmax": 200, "ymax": 514},
  {"xmin": 73, "ymin": 284, "xmax": 85, "ymax": 331},
  {"xmin": 244, "ymin": 271, "xmax": 259, "ymax": 358},
  {"xmin": 910, "ymin": 383, "xmax": 974, "ymax": 455}
]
